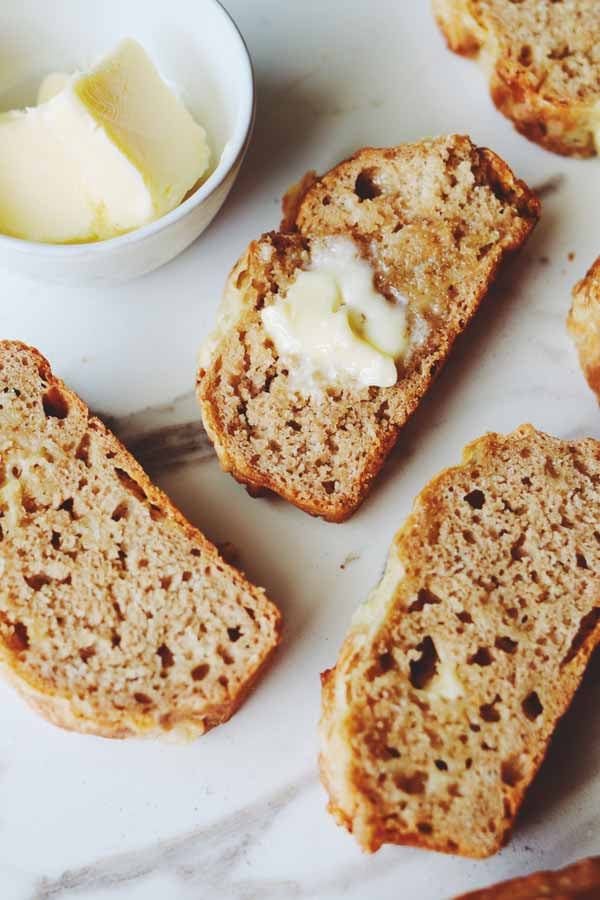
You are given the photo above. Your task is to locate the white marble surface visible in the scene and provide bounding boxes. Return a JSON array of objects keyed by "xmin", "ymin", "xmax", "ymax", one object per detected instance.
[{"xmin": 1, "ymin": 2, "xmax": 600, "ymax": 898}]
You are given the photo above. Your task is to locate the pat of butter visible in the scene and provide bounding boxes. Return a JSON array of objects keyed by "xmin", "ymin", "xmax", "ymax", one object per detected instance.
[
  {"xmin": 0, "ymin": 39, "xmax": 210, "ymax": 243},
  {"xmin": 261, "ymin": 238, "xmax": 407, "ymax": 391},
  {"xmin": 37, "ymin": 72, "xmax": 70, "ymax": 105},
  {"xmin": 424, "ymin": 652, "xmax": 465, "ymax": 702}
]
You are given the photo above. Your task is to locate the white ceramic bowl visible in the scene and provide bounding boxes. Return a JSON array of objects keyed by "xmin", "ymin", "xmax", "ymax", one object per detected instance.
[{"xmin": 0, "ymin": 0, "xmax": 254, "ymax": 285}]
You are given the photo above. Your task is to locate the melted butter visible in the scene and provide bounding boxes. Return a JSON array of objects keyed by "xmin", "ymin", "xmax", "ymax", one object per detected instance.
[
  {"xmin": 423, "ymin": 647, "xmax": 465, "ymax": 702},
  {"xmin": 261, "ymin": 237, "xmax": 407, "ymax": 392}
]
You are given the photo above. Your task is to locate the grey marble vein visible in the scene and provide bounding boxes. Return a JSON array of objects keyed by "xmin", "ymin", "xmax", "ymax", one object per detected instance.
[
  {"xmin": 34, "ymin": 773, "xmax": 316, "ymax": 900},
  {"xmin": 98, "ymin": 391, "xmax": 215, "ymax": 474}
]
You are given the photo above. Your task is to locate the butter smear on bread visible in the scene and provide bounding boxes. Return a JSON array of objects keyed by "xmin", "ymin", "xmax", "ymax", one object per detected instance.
[
  {"xmin": 262, "ymin": 237, "xmax": 407, "ymax": 391},
  {"xmin": 0, "ymin": 39, "xmax": 210, "ymax": 243}
]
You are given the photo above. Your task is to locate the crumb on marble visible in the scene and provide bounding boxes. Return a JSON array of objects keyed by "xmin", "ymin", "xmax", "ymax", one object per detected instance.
[{"xmin": 340, "ymin": 551, "xmax": 360, "ymax": 571}]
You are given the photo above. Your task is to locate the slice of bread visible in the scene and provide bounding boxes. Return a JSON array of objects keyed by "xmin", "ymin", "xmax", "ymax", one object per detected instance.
[
  {"xmin": 0, "ymin": 342, "xmax": 280, "ymax": 739},
  {"xmin": 433, "ymin": 0, "xmax": 600, "ymax": 157},
  {"xmin": 197, "ymin": 135, "xmax": 539, "ymax": 523},
  {"xmin": 319, "ymin": 425, "xmax": 600, "ymax": 856},
  {"xmin": 568, "ymin": 255, "xmax": 600, "ymax": 400},
  {"xmin": 454, "ymin": 856, "xmax": 600, "ymax": 899}
]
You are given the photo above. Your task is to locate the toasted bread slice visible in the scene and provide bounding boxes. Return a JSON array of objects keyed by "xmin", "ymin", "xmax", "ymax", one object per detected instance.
[
  {"xmin": 454, "ymin": 856, "xmax": 600, "ymax": 899},
  {"xmin": 320, "ymin": 425, "xmax": 600, "ymax": 856},
  {"xmin": 568, "ymin": 256, "xmax": 600, "ymax": 400},
  {"xmin": 0, "ymin": 342, "xmax": 280, "ymax": 739},
  {"xmin": 197, "ymin": 136, "xmax": 539, "ymax": 523},
  {"xmin": 433, "ymin": 0, "xmax": 600, "ymax": 157}
]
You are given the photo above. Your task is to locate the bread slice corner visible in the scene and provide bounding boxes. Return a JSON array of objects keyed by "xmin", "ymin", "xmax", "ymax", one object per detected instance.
[
  {"xmin": 0, "ymin": 341, "xmax": 281, "ymax": 739},
  {"xmin": 453, "ymin": 855, "xmax": 600, "ymax": 899},
  {"xmin": 433, "ymin": 0, "xmax": 600, "ymax": 157},
  {"xmin": 319, "ymin": 424, "xmax": 600, "ymax": 855}
]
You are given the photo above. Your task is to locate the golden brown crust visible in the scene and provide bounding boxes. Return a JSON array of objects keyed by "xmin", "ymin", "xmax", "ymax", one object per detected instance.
[
  {"xmin": 0, "ymin": 341, "xmax": 281, "ymax": 739},
  {"xmin": 453, "ymin": 856, "xmax": 600, "ymax": 899},
  {"xmin": 568, "ymin": 256, "xmax": 600, "ymax": 400},
  {"xmin": 433, "ymin": 0, "xmax": 600, "ymax": 158},
  {"xmin": 198, "ymin": 137, "xmax": 539, "ymax": 522},
  {"xmin": 319, "ymin": 425, "xmax": 600, "ymax": 855}
]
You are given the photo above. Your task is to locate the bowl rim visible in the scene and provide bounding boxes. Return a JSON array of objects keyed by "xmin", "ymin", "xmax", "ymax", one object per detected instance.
[{"xmin": 0, "ymin": 0, "xmax": 255, "ymax": 257}]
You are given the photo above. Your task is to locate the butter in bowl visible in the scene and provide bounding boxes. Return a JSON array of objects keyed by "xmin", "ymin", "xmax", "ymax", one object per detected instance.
[
  {"xmin": 0, "ymin": 0, "xmax": 255, "ymax": 284},
  {"xmin": 0, "ymin": 39, "xmax": 211, "ymax": 245}
]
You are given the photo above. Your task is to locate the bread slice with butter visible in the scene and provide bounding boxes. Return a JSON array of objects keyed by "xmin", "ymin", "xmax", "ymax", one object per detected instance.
[
  {"xmin": 0, "ymin": 342, "xmax": 280, "ymax": 739},
  {"xmin": 320, "ymin": 425, "xmax": 600, "ymax": 856},
  {"xmin": 197, "ymin": 135, "xmax": 539, "ymax": 522},
  {"xmin": 453, "ymin": 856, "xmax": 600, "ymax": 899},
  {"xmin": 568, "ymin": 255, "xmax": 600, "ymax": 400},
  {"xmin": 433, "ymin": 0, "xmax": 600, "ymax": 157}
]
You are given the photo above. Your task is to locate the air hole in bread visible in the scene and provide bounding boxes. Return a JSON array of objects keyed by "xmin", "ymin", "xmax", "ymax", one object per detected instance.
[
  {"xmin": 417, "ymin": 822, "xmax": 433, "ymax": 835},
  {"xmin": 378, "ymin": 651, "xmax": 395, "ymax": 674},
  {"xmin": 218, "ymin": 646, "xmax": 234, "ymax": 666},
  {"xmin": 562, "ymin": 608, "xmax": 600, "ymax": 666},
  {"xmin": 227, "ymin": 627, "xmax": 242, "ymax": 643},
  {"xmin": 480, "ymin": 696, "xmax": 501, "ymax": 722},
  {"xmin": 114, "ymin": 467, "xmax": 147, "ymax": 504},
  {"xmin": 518, "ymin": 44, "xmax": 533, "ymax": 66},
  {"xmin": 286, "ymin": 420, "xmax": 302, "ymax": 433},
  {"xmin": 219, "ymin": 675, "xmax": 229, "ymax": 688},
  {"xmin": 245, "ymin": 606, "xmax": 256, "ymax": 621},
  {"xmin": 323, "ymin": 480, "xmax": 336, "ymax": 495},
  {"xmin": 5, "ymin": 620, "xmax": 29, "ymax": 652},
  {"xmin": 522, "ymin": 691, "xmax": 543, "ymax": 720},
  {"xmin": 409, "ymin": 637, "xmax": 439, "ymax": 690},
  {"xmin": 464, "ymin": 489, "xmax": 485, "ymax": 509},
  {"xmin": 111, "ymin": 631, "xmax": 121, "ymax": 647},
  {"xmin": 21, "ymin": 492, "xmax": 43, "ymax": 514},
  {"xmin": 112, "ymin": 601, "xmax": 125, "ymax": 622},
  {"xmin": 501, "ymin": 757, "xmax": 523, "ymax": 787},
  {"xmin": 75, "ymin": 434, "xmax": 92, "ymax": 467},
  {"xmin": 191, "ymin": 663, "xmax": 209, "ymax": 681},
  {"xmin": 468, "ymin": 647, "xmax": 493, "ymax": 666},
  {"xmin": 160, "ymin": 575, "xmax": 172, "ymax": 591},
  {"xmin": 354, "ymin": 169, "xmax": 382, "ymax": 201},
  {"xmin": 79, "ymin": 645, "xmax": 96, "ymax": 663},
  {"xmin": 508, "ymin": 534, "xmax": 527, "ymax": 561},
  {"xmin": 386, "ymin": 746, "xmax": 400, "ymax": 759},
  {"xmin": 434, "ymin": 759, "xmax": 448, "ymax": 771},
  {"xmin": 24, "ymin": 573, "xmax": 52, "ymax": 590},
  {"xmin": 457, "ymin": 611, "xmax": 473, "ymax": 624},
  {"xmin": 134, "ymin": 692, "xmax": 152, "ymax": 705},
  {"xmin": 395, "ymin": 771, "xmax": 427, "ymax": 795},
  {"xmin": 157, "ymin": 644, "xmax": 174, "ymax": 671},
  {"xmin": 111, "ymin": 501, "xmax": 129, "ymax": 522},
  {"xmin": 576, "ymin": 552, "xmax": 588, "ymax": 569},
  {"xmin": 42, "ymin": 386, "xmax": 69, "ymax": 420},
  {"xmin": 58, "ymin": 497, "xmax": 77, "ymax": 519},
  {"xmin": 408, "ymin": 588, "xmax": 441, "ymax": 613},
  {"xmin": 495, "ymin": 635, "xmax": 518, "ymax": 654}
]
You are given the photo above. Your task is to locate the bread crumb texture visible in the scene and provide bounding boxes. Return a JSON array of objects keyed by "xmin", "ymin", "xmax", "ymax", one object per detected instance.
[
  {"xmin": 319, "ymin": 425, "xmax": 600, "ymax": 856},
  {"xmin": 453, "ymin": 855, "xmax": 600, "ymax": 899},
  {"xmin": 198, "ymin": 136, "xmax": 539, "ymax": 522},
  {"xmin": 0, "ymin": 342, "xmax": 280, "ymax": 739},
  {"xmin": 433, "ymin": 0, "xmax": 600, "ymax": 157},
  {"xmin": 568, "ymin": 255, "xmax": 600, "ymax": 401}
]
